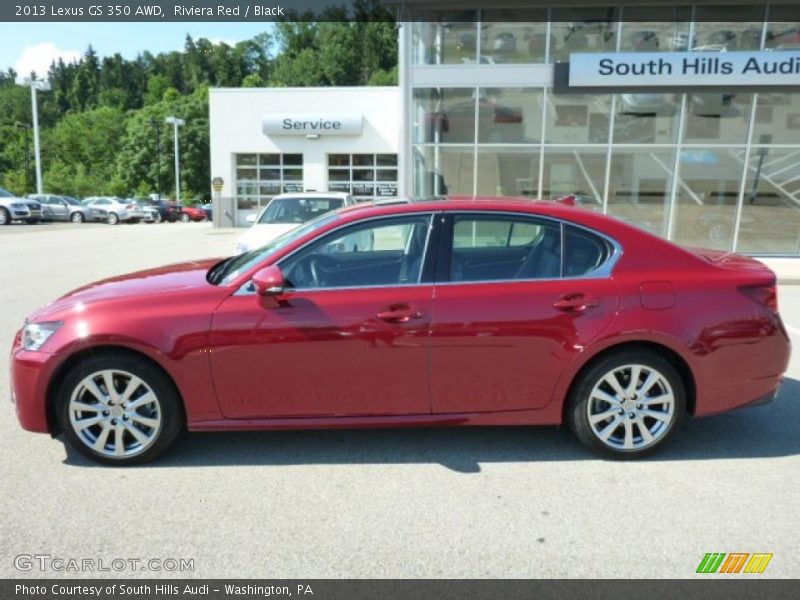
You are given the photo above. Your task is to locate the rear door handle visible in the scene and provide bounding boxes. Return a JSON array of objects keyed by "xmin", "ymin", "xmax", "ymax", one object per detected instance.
[
  {"xmin": 553, "ymin": 293, "xmax": 599, "ymax": 313},
  {"xmin": 376, "ymin": 305, "xmax": 423, "ymax": 323}
]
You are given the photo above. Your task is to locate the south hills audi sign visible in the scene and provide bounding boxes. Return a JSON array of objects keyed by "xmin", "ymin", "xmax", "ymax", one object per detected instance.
[{"xmin": 554, "ymin": 51, "xmax": 800, "ymax": 92}]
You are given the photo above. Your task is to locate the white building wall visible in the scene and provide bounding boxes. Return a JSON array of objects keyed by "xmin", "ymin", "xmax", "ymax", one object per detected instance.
[{"xmin": 209, "ymin": 87, "xmax": 401, "ymax": 225}]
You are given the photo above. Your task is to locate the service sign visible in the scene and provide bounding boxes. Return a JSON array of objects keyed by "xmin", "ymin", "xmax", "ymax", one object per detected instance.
[
  {"xmin": 567, "ymin": 51, "xmax": 800, "ymax": 89},
  {"xmin": 263, "ymin": 114, "xmax": 363, "ymax": 136}
]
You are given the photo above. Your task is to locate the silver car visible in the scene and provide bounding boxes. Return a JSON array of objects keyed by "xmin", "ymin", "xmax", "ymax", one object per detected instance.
[
  {"xmin": 82, "ymin": 197, "xmax": 145, "ymax": 225},
  {"xmin": 28, "ymin": 194, "xmax": 89, "ymax": 223},
  {"xmin": 0, "ymin": 187, "xmax": 42, "ymax": 225}
]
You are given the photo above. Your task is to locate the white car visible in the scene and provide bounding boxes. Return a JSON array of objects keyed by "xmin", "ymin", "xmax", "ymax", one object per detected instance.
[{"xmin": 235, "ymin": 192, "xmax": 357, "ymax": 254}]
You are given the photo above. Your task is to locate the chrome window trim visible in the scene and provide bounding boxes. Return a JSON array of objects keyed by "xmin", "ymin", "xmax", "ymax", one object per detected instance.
[{"xmin": 234, "ymin": 208, "xmax": 623, "ymax": 295}]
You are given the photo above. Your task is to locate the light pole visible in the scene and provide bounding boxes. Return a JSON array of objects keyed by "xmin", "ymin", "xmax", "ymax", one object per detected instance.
[
  {"xmin": 16, "ymin": 76, "xmax": 50, "ymax": 195},
  {"xmin": 149, "ymin": 118, "xmax": 162, "ymax": 201},
  {"xmin": 165, "ymin": 116, "xmax": 185, "ymax": 205}
]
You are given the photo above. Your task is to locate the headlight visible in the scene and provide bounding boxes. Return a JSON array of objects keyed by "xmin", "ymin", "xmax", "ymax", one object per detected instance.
[{"xmin": 22, "ymin": 321, "xmax": 62, "ymax": 351}]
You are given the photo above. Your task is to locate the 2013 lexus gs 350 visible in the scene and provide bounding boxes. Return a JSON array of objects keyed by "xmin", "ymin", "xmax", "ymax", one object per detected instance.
[{"xmin": 11, "ymin": 199, "xmax": 791, "ymax": 464}]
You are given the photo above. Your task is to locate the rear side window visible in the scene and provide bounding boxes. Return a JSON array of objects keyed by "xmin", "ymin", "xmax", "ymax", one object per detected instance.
[{"xmin": 564, "ymin": 225, "xmax": 611, "ymax": 277}]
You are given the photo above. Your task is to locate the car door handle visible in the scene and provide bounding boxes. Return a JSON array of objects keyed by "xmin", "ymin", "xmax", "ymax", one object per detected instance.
[
  {"xmin": 553, "ymin": 294, "xmax": 599, "ymax": 313},
  {"xmin": 376, "ymin": 305, "xmax": 423, "ymax": 323}
]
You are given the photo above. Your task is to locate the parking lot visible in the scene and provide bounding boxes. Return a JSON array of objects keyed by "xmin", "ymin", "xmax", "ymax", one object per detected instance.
[{"xmin": 0, "ymin": 221, "xmax": 798, "ymax": 578}]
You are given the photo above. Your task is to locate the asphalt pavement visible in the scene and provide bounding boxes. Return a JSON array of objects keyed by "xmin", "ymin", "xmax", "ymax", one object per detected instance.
[{"xmin": 1, "ymin": 221, "xmax": 798, "ymax": 578}]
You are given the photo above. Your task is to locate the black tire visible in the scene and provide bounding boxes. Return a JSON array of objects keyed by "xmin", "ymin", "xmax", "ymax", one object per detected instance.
[
  {"xmin": 70, "ymin": 211, "xmax": 85, "ymax": 223},
  {"xmin": 180, "ymin": 213, "xmax": 190, "ymax": 223},
  {"xmin": 152, "ymin": 211, "xmax": 162, "ymax": 224},
  {"xmin": 25, "ymin": 218, "xmax": 40, "ymax": 224},
  {"xmin": 0, "ymin": 207, "xmax": 10, "ymax": 225},
  {"xmin": 107, "ymin": 212, "xmax": 119, "ymax": 225},
  {"xmin": 56, "ymin": 352, "xmax": 184, "ymax": 466},
  {"xmin": 566, "ymin": 348, "xmax": 686, "ymax": 459}
]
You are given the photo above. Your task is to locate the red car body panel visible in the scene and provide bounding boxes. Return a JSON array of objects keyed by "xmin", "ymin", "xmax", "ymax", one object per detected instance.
[{"xmin": 10, "ymin": 199, "xmax": 791, "ymax": 437}]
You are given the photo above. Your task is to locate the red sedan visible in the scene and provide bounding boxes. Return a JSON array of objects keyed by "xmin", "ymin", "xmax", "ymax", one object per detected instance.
[
  {"xmin": 10, "ymin": 198, "xmax": 790, "ymax": 464},
  {"xmin": 179, "ymin": 205, "xmax": 208, "ymax": 222}
]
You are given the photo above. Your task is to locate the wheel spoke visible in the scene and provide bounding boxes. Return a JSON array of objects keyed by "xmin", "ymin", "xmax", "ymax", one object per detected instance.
[
  {"xmin": 70, "ymin": 401, "xmax": 103, "ymax": 413},
  {"xmin": 124, "ymin": 422, "xmax": 151, "ymax": 446},
  {"xmin": 101, "ymin": 371, "xmax": 120, "ymax": 404},
  {"xmin": 83, "ymin": 378, "xmax": 108, "ymax": 405},
  {"xmin": 74, "ymin": 415, "xmax": 104, "ymax": 431},
  {"xmin": 603, "ymin": 373, "xmax": 627, "ymax": 398},
  {"xmin": 591, "ymin": 389, "xmax": 621, "ymax": 406},
  {"xmin": 626, "ymin": 366, "xmax": 642, "ymax": 396},
  {"xmin": 92, "ymin": 422, "xmax": 112, "ymax": 451},
  {"xmin": 119, "ymin": 375, "xmax": 143, "ymax": 404},
  {"xmin": 126, "ymin": 392, "xmax": 156, "ymax": 411},
  {"xmin": 623, "ymin": 419, "xmax": 634, "ymax": 449},
  {"xmin": 635, "ymin": 417, "xmax": 654, "ymax": 445},
  {"xmin": 597, "ymin": 416, "xmax": 622, "ymax": 441},
  {"xmin": 642, "ymin": 393, "xmax": 674, "ymax": 407},
  {"xmin": 641, "ymin": 409, "xmax": 672, "ymax": 423},
  {"xmin": 589, "ymin": 408, "xmax": 620, "ymax": 425},
  {"xmin": 128, "ymin": 413, "xmax": 159, "ymax": 429},
  {"xmin": 114, "ymin": 426, "xmax": 125, "ymax": 456},
  {"xmin": 637, "ymin": 371, "xmax": 660, "ymax": 397}
]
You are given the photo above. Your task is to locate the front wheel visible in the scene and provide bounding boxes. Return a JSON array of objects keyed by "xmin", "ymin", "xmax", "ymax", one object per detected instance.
[
  {"xmin": 0, "ymin": 207, "xmax": 10, "ymax": 225},
  {"xmin": 566, "ymin": 349, "xmax": 686, "ymax": 459},
  {"xmin": 70, "ymin": 211, "xmax": 85, "ymax": 223},
  {"xmin": 107, "ymin": 212, "xmax": 119, "ymax": 225},
  {"xmin": 57, "ymin": 353, "xmax": 184, "ymax": 465}
]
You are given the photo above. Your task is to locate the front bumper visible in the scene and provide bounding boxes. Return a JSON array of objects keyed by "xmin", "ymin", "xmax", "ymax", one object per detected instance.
[{"xmin": 10, "ymin": 332, "xmax": 57, "ymax": 434}]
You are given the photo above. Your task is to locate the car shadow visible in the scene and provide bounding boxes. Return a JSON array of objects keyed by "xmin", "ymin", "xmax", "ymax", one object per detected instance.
[{"xmin": 62, "ymin": 377, "xmax": 800, "ymax": 472}]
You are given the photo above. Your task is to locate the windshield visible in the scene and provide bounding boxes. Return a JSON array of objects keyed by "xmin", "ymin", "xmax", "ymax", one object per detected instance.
[
  {"xmin": 210, "ymin": 212, "xmax": 340, "ymax": 285},
  {"xmin": 259, "ymin": 197, "xmax": 344, "ymax": 224},
  {"xmin": 0, "ymin": 187, "xmax": 14, "ymax": 198}
]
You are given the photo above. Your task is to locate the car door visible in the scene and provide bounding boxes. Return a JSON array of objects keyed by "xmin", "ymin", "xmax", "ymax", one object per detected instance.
[
  {"xmin": 429, "ymin": 213, "xmax": 620, "ymax": 414},
  {"xmin": 210, "ymin": 213, "xmax": 438, "ymax": 419},
  {"xmin": 51, "ymin": 197, "xmax": 69, "ymax": 220}
]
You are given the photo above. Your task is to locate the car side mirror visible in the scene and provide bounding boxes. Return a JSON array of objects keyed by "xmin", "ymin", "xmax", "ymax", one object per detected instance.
[
  {"xmin": 252, "ymin": 265, "xmax": 285, "ymax": 297},
  {"xmin": 246, "ymin": 214, "xmax": 257, "ymax": 224}
]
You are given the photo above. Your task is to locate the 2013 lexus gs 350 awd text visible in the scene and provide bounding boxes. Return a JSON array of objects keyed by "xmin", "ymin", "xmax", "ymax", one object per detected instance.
[{"xmin": 10, "ymin": 198, "xmax": 791, "ymax": 464}]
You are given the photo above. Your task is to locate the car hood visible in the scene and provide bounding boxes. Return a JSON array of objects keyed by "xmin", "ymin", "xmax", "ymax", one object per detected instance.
[
  {"xmin": 27, "ymin": 258, "xmax": 223, "ymax": 321},
  {"xmin": 237, "ymin": 223, "xmax": 299, "ymax": 251}
]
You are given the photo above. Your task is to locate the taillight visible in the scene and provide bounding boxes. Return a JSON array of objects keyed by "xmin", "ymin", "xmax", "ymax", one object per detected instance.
[{"xmin": 739, "ymin": 284, "xmax": 778, "ymax": 313}]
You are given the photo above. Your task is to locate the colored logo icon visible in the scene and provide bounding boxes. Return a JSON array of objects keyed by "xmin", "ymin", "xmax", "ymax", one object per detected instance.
[{"xmin": 696, "ymin": 553, "xmax": 773, "ymax": 574}]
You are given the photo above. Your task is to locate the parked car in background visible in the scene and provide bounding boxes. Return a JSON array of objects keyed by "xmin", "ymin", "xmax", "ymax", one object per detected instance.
[
  {"xmin": 82, "ymin": 197, "xmax": 145, "ymax": 225},
  {"xmin": 199, "ymin": 203, "xmax": 213, "ymax": 221},
  {"xmin": 0, "ymin": 187, "xmax": 42, "ymax": 225},
  {"xmin": 10, "ymin": 198, "xmax": 790, "ymax": 464},
  {"xmin": 178, "ymin": 205, "xmax": 208, "ymax": 223},
  {"xmin": 236, "ymin": 192, "xmax": 356, "ymax": 254},
  {"xmin": 126, "ymin": 199, "xmax": 162, "ymax": 223},
  {"xmin": 28, "ymin": 194, "xmax": 89, "ymax": 223}
]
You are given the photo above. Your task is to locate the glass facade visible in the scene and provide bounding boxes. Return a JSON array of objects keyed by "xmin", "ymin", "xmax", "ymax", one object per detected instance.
[
  {"xmin": 235, "ymin": 153, "xmax": 304, "ymax": 210},
  {"xmin": 407, "ymin": 5, "xmax": 800, "ymax": 255}
]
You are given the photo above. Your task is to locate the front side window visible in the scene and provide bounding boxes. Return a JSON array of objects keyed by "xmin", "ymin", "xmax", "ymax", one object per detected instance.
[
  {"xmin": 450, "ymin": 215, "xmax": 561, "ymax": 282},
  {"xmin": 281, "ymin": 215, "xmax": 432, "ymax": 290}
]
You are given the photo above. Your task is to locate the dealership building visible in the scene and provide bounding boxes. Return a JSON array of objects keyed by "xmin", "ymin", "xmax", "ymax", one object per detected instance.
[{"xmin": 209, "ymin": 1, "xmax": 800, "ymax": 255}]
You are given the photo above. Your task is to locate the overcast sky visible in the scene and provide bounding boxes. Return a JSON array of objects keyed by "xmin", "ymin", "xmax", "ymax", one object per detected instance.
[{"xmin": 0, "ymin": 23, "xmax": 273, "ymax": 77}]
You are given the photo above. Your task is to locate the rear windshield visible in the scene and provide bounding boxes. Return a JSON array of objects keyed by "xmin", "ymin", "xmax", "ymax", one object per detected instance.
[{"xmin": 260, "ymin": 198, "xmax": 344, "ymax": 224}]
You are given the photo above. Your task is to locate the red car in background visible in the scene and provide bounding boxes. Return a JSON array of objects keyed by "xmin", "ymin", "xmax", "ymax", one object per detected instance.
[
  {"xmin": 10, "ymin": 198, "xmax": 790, "ymax": 464},
  {"xmin": 178, "ymin": 205, "xmax": 208, "ymax": 222}
]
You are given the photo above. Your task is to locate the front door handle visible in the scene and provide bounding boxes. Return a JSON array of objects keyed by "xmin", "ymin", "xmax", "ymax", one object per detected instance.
[
  {"xmin": 553, "ymin": 293, "xmax": 599, "ymax": 313},
  {"xmin": 376, "ymin": 304, "xmax": 423, "ymax": 323}
]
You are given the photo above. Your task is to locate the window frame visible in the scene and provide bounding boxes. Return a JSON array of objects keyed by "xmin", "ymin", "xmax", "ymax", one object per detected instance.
[
  {"xmin": 436, "ymin": 211, "xmax": 622, "ymax": 285},
  {"xmin": 275, "ymin": 212, "xmax": 439, "ymax": 292}
]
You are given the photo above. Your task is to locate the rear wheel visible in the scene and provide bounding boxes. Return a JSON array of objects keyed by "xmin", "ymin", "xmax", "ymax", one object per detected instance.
[
  {"xmin": 107, "ymin": 212, "xmax": 119, "ymax": 225},
  {"xmin": 56, "ymin": 353, "xmax": 183, "ymax": 465},
  {"xmin": 567, "ymin": 349, "xmax": 686, "ymax": 458},
  {"xmin": 180, "ymin": 213, "xmax": 190, "ymax": 223},
  {"xmin": 0, "ymin": 208, "xmax": 9, "ymax": 225},
  {"xmin": 70, "ymin": 211, "xmax": 85, "ymax": 223}
]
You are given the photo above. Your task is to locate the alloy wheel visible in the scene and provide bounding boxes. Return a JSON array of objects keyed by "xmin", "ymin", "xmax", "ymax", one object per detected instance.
[
  {"xmin": 71, "ymin": 212, "xmax": 84, "ymax": 223},
  {"xmin": 68, "ymin": 369, "xmax": 162, "ymax": 458},
  {"xmin": 586, "ymin": 364, "xmax": 675, "ymax": 452}
]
